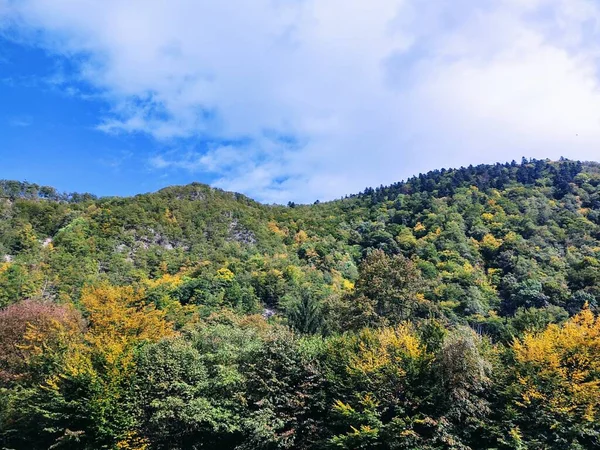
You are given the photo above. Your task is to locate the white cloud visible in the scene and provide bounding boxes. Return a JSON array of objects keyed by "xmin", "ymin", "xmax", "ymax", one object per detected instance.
[{"xmin": 2, "ymin": 0, "xmax": 600, "ymax": 202}]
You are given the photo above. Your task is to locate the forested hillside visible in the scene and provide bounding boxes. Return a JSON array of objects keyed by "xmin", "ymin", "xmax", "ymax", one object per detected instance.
[{"xmin": 2, "ymin": 158, "xmax": 600, "ymax": 449}]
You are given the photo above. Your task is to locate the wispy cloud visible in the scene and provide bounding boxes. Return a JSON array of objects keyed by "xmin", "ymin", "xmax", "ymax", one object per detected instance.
[
  {"xmin": 97, "ymin": 150, "xmax": 133, "ymax": 171},
  {"xmin": 2, "ymin": 0, "xmax": 600, "ymax": 202},
  {"xmin": 149, "ymin": 137, "xmax": 303, "ymax": 203},
  {"xmin": 8, "ymin": 115, "xmax": 32, "ymax": 127}
]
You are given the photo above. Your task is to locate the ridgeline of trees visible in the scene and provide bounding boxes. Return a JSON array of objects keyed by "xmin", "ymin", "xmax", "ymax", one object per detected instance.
[{"xmin": 1, "ymin": 158, "xmax": 600, "ymax": 449}]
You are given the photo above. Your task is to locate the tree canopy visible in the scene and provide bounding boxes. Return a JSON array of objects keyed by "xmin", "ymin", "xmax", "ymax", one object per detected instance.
[{"xmin": 2, "ymin": 158, "xmax": 600, "ymax": 449}]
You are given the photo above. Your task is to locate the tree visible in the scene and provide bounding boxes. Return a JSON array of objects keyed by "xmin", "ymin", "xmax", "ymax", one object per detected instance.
[
  {"xmin": 241, "ymin": 329, "xmax": 327, "ymax": 450},
  {"xmin": 327, "ymin": 325, "xmax": 437, "ymax": 449},
  {"xmin": 9, "ymin": 284, "xmax": 176, "ymax": 449},
  {"xmin": 0, "ymin": 299, "xmax": 84, "ymax": 386},
  {"xmin": 354, "ymin": 250, "xmax": 426, "ymax": 324},
  {"xmin": 283, "ymin": 289, "xmax": 324, "ymax": 334},
  {"xmin": 133, "ymin": 336, "xmax": 245, "ymax": 449},
  {"xmin": 431, "ymin": 328, "xmax": 492, "ymax": 446},
  {"xmin": 499, "ymin": 306, "xmax": 600, "ymax": 449}
]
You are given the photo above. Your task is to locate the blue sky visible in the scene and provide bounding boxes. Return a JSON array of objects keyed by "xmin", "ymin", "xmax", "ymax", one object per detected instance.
[
  {"xmin": 0, "ymin": 38, "xmax": 210, "ymax": 197},
  {"xmin": 1, "ymin": 0, "xmax": 600, "ymax": 203}
]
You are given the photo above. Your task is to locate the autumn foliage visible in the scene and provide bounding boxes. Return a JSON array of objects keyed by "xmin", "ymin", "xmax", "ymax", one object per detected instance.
[
  {"xmin": 0, "ymin": 299, "xmax": 83, "ymax": 384},
  {"xmin": 505, "ymin": 306, "xmax": 600, "ymax": 447}
]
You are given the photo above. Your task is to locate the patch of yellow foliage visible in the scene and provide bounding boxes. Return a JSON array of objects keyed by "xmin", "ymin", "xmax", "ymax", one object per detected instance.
[
  {"xmin": 482, "ymin": 212, "xmax": 495, "ymax": 223},
  {"xmin": 413, "ymin": 222, "xmax": 426, "ymax": 233},
  {"xmin": 46, "ymin": 283, "xmax": 175, "ymax": 396},
  {"xmin": 328, "ymin": 269, "xmax": 354, "ymax": 294},
  {"xmin": 462, "ymin": 262, "xmax": 475, "ymax": 274},
  {"xmin": 294, "ymin": 230, "xmax": 308, "ymax": 244},
  {"xmin": 164, "ymin": 208, "xmax": 177, "ymax": 224},
  {"xmin": 579, "ymin": 207, "xmax": 590, "ymax": 216},
  {"xmin": 80, "ymin": 283, "xmax": 175, "ymax": 357},
  {"xmin": 512, "ymin": 306, "xmax": 600, "ymax": 423},
  {"xmin": 267, "ymin": 221, "xmax": 287, "ymax": 236},
  {"xmin": 39, "ymin": 284, "xmax": 176, "ymax": 444},
  {"xmin": 21, "ymin": 316, "xmax": 82, "ymax": 360},
  {"xmin": 145, "ymin": 271, "xmax": 186, "ymax": 289},
  {"xmin": 332, "ymin": 394, "xmax": 381, "ymax": 439},
  {"xmin": 116, "ymin": 431, "xmax": 150, "ymax": 450},
  {"xmin": 480, "ymin": 233, "xmax": 503, "ymax": 252},
  {"xmin": 341, "ymin": 279, "xmax": 355, "ymax": 292},
  {"xmin": 216, "ymin": 267, "xmax": 235, "ymax": 282},
  {"xmin": 350, "ymin": 324, "xmax": 425, "ymax": 377}
]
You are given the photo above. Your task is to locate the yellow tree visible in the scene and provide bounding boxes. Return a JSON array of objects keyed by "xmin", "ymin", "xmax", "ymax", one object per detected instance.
[
  {"xmin": 45, "ymin": 283, "xmax": 175, "ymax": 448},
  {"xmin": 508, "ymin": 306, "xmax": 600, "ymax": 448},
  {"xmin": 330, "ymin": 324, "xmax": 430, "ymax": 448},
  {"xmin": 76, "ymin": 283, "xmax": 175, "ymax": 371}
]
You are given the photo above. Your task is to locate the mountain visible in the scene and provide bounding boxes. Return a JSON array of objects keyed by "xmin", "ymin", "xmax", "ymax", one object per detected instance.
[
  {"xmin": 2, "ymin": 158, "xmax": 600, "ymax": 449},
  {"xmin": 2, "ymin": 158, "xmax": 599, "ymax": 320}
]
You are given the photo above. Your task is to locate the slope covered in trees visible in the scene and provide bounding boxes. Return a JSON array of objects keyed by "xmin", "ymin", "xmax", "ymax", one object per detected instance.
[{"xmin": 1, "ymin": 158, "xmax": 600, "ymax": 449}]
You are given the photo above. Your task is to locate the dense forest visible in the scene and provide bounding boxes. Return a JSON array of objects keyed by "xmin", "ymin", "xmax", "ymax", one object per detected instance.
[{"xmin": 1, "ymin": 158, "xmax": 600, "ymax": 449}]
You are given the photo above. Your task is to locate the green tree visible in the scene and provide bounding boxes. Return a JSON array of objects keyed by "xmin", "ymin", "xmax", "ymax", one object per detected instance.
[{"xmin": 354, "ymin": 249, "xmax": 427, "ymax": 324}]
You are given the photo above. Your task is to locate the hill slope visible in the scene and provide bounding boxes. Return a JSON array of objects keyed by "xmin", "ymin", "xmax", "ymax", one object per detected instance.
[
  {"xmin": 2, "ymin": 158, "xmax": 600, "ymax": 449},
  {"xmin": 2, "ymin": 158, "xmax": 599, "ymax": 324}
]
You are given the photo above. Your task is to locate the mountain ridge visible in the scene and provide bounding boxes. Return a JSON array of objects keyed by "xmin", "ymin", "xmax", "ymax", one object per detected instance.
[{"xmin": 3, "ymin": 157, "xmax": 597, "ymax": 206}]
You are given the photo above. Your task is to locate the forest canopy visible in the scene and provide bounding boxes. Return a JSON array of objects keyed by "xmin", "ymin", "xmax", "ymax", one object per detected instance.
[{"xmin": 1, "ymin": 158, "xmax": 600, "ymax": 449}]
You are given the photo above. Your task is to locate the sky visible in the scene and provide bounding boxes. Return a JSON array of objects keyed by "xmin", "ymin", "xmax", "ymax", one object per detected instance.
[{"xmin": 0, "ymin": 0, "xmax": 599, "ymax": 204}]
